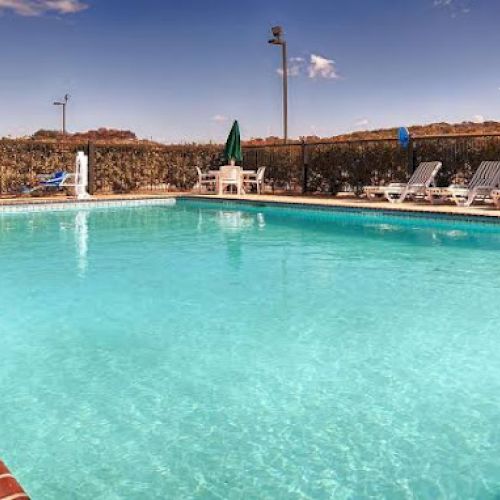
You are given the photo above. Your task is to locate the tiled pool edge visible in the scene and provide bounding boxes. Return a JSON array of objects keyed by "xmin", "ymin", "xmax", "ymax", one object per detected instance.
[
  {"xmin": 2, "ymin": 193, "xmax": 500, "ymax": 225},
  {"xmin": 0, "ymin": 197, "xmax": 176, "ymax": 213},
  {"xmin": 180, "ymin": 195, "xmax": 500, "ymax": 225},
  {"xmin": 0, "ymin": 460, "xmax": 29, "ymax": 500}
]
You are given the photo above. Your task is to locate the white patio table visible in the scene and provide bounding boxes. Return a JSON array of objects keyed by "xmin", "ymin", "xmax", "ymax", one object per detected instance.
[{"xmin": 209, "ymin": 168, "xmax": 256, "ymax": 195}]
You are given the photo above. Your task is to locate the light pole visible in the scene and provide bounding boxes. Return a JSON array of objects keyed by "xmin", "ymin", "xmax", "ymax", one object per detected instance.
[
  {"xmin": 268, "ymin": 26, "xmax": 288, "ymax": 144},
  {"xmin": 53, "ymin": 94, "xmax": 70, "ymax": 135}
]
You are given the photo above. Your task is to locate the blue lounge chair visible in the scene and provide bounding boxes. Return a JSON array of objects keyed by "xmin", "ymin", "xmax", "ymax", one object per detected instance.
[
  {"xmin": 23, "ymin": 171, "xmax": 74, "ymax": 194},
  {"xmin": 40, "ymin": 171, "xmax": 69, "ymax": 187}
]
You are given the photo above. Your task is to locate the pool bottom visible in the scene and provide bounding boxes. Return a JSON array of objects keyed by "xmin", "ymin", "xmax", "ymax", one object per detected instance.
[{"xmin": 0, "ymin": 201, "xmax": 499, "ymax": 498}]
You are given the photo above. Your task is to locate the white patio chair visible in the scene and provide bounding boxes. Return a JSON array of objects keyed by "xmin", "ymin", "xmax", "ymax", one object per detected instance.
[
  {"xmin": 242, "ymin": 166, "xmax": 267, "ymax": 194},
  {"xmin": 195, "ymin": 166, "xmax": 217, "ymax": 193},
  {"xmin": 219, "ymin": 165, "xmax": 242, "ymax": 195}
]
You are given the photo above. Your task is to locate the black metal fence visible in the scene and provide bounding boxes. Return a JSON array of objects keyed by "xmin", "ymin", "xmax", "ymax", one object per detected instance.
[
  {"xmin": 1, "ymin": 134, "xmax": 500, "ymax": 196},
  {"xmin": 243, "ymin": 133, "xmax": 500, "ymax": 195}
]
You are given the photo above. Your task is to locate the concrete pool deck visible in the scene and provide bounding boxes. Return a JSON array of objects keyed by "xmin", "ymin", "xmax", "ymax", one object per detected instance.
[
  {"xmin": 186, "ymin": 193, "xmax": 500, "ymax": 220},
  {"xmin": 1, "ymin": 192, "xmax": 500, "ymax": 220}
]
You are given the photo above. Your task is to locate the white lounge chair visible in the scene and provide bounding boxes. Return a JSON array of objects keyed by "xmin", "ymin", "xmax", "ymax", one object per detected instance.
[
  {"xmin": 242, "ymin": 166, "xmax": 266, "ymax": 194},
  {"xmin": 364, "ymin": 183, "xmax": 407, "ymax": 200},
  {"xmin": 219, "ymin": 165, "xmax": 242, "ymax": 195},
  {"xmin": 427, "ymin": 161, "xmax": 500, "ymax": 207},
  {"xmin": 491, "ymin": 189, "xmax": 500, "ymax": 208},
  {"xmin": 195, "ymin": 166, "xmax": 217, "ymax": 193},
  {"xmin": 364, "ymin": 161, "xmax": 442, "ymax": 203}
]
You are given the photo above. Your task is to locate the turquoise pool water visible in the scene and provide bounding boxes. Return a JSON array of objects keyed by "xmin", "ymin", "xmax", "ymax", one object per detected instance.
[{"xmin": 1, "ymin": 200, "xmax": 500, "ymax": 499}]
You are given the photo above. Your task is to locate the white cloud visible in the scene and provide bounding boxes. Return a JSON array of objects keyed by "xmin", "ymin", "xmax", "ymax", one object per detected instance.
[
  {"xmin": 433, "ymin": 0, "xmax": 472, "ymax": 16},
  {"xmin": 0, "ymin": 0, "xmax": 88, "ymax": 16},
  {"xmin": 212, "ymin": 114, "xmax": 228, "ymax": 123},
  {"xmin": 277, "ymin": 57, "xmax": 305, "ymax": 77},
  {"xmin": 472, "ymin": 114, "xmax": 485, "ymax": 124},
  {"xmin": 355, "ymin": 119, "xmax": 370, "ymax": 128},
  {"xmin": 308, "ymin": 54, "xmax": 339, "ymax": 80},
  {"xmin": 276, "ymin": 54, "xmax": 339, "ymax": 81}
]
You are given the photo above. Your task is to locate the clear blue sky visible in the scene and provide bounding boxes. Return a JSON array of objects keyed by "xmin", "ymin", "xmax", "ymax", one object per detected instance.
[{"xmin": 0, "ymin": 0, "xmax": 499, "ymax": 142}]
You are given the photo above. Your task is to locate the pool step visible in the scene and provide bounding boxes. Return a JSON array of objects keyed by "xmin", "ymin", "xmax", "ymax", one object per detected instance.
[{"xmin": 0, "ymin": 461, "xmax": 29, "ymax": 500}]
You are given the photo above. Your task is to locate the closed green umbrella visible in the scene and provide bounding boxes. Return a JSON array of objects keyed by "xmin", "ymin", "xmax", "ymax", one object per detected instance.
[{"xmin": 223, "ymin": 120, "xmax": 242, "ymax": 165}]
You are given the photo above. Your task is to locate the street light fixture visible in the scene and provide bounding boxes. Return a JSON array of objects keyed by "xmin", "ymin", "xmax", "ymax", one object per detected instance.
[
  {"xmin": 53, "ymin": 94, "xmax": 70, "ymax": 135},
  {"xmin": 268, "ymin": 26, "xmax": 288, "ymax": 144}
]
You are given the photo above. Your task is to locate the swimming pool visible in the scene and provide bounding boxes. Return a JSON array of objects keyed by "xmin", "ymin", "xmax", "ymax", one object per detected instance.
[{"xmin": 1, "ymin": 199, "xmax": 500, "ymax": 498}]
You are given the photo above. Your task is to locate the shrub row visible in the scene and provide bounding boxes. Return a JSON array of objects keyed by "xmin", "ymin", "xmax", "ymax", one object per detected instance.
[{"xmin": 1, "ymin": 135, "xmax": 499, "ymax": 195}]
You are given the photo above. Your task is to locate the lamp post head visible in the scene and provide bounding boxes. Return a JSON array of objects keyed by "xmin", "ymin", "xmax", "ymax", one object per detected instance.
[
  {"xmin": 272, "ymin": 26, "xmax": 283, "ymax": 37},
  {"xmin": 268, "ymin": 25, "xmax": 285, "ymax": 45},
  {"xmin": 54, "ymin": 94, "xmax": 70, "ymax": 106}
]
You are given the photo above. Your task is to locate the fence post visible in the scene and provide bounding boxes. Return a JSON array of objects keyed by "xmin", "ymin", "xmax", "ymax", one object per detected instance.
[
  {"xmin": 301, "ymin": 139, "xmax": 308, "ymax": 194},
  {"xmin": 87, "ymin": 141, "xmax": 96, "ymax": 195}
]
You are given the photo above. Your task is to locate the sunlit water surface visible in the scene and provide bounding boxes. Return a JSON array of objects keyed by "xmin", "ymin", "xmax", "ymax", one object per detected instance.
[{"xmin": 1, "ymin": 200, "xmax": 500, "ymax": 499}]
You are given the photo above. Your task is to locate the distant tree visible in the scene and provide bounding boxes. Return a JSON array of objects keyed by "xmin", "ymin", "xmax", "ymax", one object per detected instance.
[
  {"xmin": 31, "ymin": 121, "xmax": 500, "ymax": 146},
  {"xmin": 32, "ymin": 129, "xmax": 63, "ymax": 139},
  {"xmin": 73, "ymin": 128, "xmax": 137, "ymax": 141},
  {"xmin": 31, "ymin": 128, "xmax": 140, "ymax": 143}
]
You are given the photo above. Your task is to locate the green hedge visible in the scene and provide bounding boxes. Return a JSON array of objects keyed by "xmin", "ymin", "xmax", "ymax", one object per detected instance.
[{"xmin": 1, "ymin": 136, "xmax": 500, "ymax": 196}]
